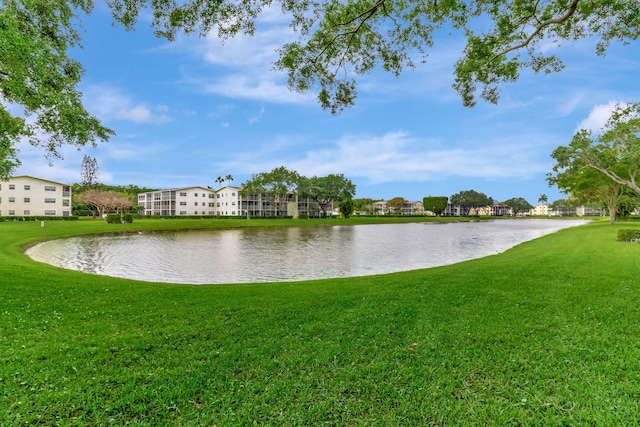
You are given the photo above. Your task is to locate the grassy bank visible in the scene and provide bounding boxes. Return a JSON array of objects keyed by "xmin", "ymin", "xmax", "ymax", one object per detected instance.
[{"xmin": 2, "ymin": 218, "xmax": 640, "ymax": 425}]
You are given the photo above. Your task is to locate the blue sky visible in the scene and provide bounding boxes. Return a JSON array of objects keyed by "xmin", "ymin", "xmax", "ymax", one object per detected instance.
[{"xmin": 14, "ymin": 4, "xmax": 640, "ymax": 204}]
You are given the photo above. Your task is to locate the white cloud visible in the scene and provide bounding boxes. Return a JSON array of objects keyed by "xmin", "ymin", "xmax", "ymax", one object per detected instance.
[
  {"xmin": 248, "ymin": 106, "xmax": 266, "ymax": 124},
  {"xmin": 84, "ymin": 85, "xmax": 173, "ymax": 124},
  {"xmin": 214, "ymin": 131, "xmax": 550, "ymax": 185},
  {"xmin": 574, "ymin": 101, "xmax": 627, "ymax": 133}
]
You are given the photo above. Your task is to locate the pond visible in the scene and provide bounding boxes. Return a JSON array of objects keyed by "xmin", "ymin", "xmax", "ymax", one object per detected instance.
[{"xmin": 26, "ymin": 219, "xmax": 589, "ymax": 284}]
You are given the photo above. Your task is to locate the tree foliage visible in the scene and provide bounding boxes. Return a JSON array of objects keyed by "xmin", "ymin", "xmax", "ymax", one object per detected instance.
[
  {"xmin": 386, "ymin": 196, "xmax": 406, "ymax": 215},
  {"xmin": 0, "ymin": 0, "xmax": 114, "ymax": 178},
  {"xmin": 550, "ymin": 103, "xmax": 640, "ymax": 197},
  {"xmin": 338, "ymin": 198, "xmax": 354, "ymax": 218},
  {"xmin": 307, "ymin": 173, "xmax": 356, "ymax": 217},
  {"xmin": 450, "ymin": 189, "xmax": 492, "ymax": 216},
  {"xmin": 548, "ymin": 158, "xmax": 624, "ymax": 224},
  {"xmin": 503, "ymin": 197, "xmax": 532, "ymax": 216},
  {"xmin": 76, "ymin": 189, "xmax": 133, "ymax": 217},
  {"xmin": 107, "ymin": 0, "xmax": 640, "ymax": 113},
  {"xmin": 423, "ymin": 196, "xmax": 448, "ymax": 216},
  {"xmin": 240, "ymin": 166, "xmax": 303, "ymax": 217},
  {"xmin": 80, "ymin": 155, "xmax": 99, "ymax": 188}
]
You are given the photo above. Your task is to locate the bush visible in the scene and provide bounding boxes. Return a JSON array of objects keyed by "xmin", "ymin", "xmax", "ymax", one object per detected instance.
[
  {"xmin": 106, "ymin": 214, "xmax": 133, "ymax": 224},
  {"xmin": 618, "ymin": 228, "xmax": 640, "ymax": 242},
  {"xmin": 105, "ymin": 214, "xmax": 119, "ymax": 224}
]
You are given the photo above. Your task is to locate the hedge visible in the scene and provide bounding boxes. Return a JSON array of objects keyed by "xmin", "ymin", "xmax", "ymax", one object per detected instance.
[{"xmin": 617, "ymin": 228, "xmax": 640, "ymax": 242}]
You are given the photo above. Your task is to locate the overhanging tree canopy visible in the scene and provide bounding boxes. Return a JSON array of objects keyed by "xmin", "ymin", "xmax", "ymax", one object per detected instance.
[
  {"xmin": 107, "ymin": 0, "xmax": 640, "ymax": 113},
  {"xmin": 0, "ymin": 0, "xmax": 114, "ymax": 178}
]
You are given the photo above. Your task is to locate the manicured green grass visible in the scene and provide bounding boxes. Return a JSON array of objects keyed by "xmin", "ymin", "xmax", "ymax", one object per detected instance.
[{"xmin": 2, "ymin": 217, "xmax": 640, "ymax": 425}]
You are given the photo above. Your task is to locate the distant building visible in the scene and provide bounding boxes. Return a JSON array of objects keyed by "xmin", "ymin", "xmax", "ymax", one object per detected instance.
[
  {"xmin": 138, "ymin": 186, "xmax": 217, "ymax": 216},
  {"xmin": 530, "ymin": 204, "xmax": 550, "ymax": 216},
  {"xmin": 0, "ymin": 176, "xmax": 72, "ymax": 217},
  {"xmin": 138, "ymin": 186, "xmax": 325, "ymax": 218}
]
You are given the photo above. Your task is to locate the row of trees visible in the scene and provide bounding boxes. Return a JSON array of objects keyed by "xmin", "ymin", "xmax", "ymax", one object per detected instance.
[
  {"xmin": 548, "ymin": 103, "xmax": 640, "ymax": 225},
  {"xmin": 353, "ymin": 191, "xmax": 535, "ymax": 217},
  {"xmin": 240, "ymin": 166, "xmax": 356, "ymax": 218}
]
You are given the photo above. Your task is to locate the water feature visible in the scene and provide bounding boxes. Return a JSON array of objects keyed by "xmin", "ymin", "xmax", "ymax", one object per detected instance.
[{"xmin": 26, "ymin": 219, "xmax": 589, "ymax": 284}]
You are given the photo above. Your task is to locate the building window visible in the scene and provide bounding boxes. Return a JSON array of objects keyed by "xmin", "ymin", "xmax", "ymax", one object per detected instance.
[
  {"xmin": 9, "ymin": 197, "xmax": 15, "ymax": 202},
  {"xmin": 45, "ymin": 186, "xmax": 56, "ymax": 191},
  {"xmin": 24, "ymin": 198, "xmax": 30, "ymax": 203},
  {"xmin": 24, "ymin": 210, "xmax": 30, "ymax": 215},
  {"xmin": 232, "ymin": 192, "xmax": 236, "ymax": 196},
  {"xmin": 24, "ymin": 185, "xmax": 30, "ymax": 190},
  {"xmin": 62, "ymin": 199, "xmax": 69, "ymax": 206},
  {"xmin": 194, "ymin": 202, "xmax": 198, "ymax": 206},
  {"xmin": 180, "ymin": 192, "xmax": 187, "ymax": 196},
  {"xmin": 45, "ymin": 198, "xmax": 56, "ymax": 203},
  {"xmin": 9, "ymin": 210, "xmax": 15, "ymax": 215},
  {"xmin": 9, "ymin": 184, "xmax": 15, "ymax": 190},
  {"xmin": 179, "ymin": 211, "xmax": 187, "ymax": 215},
  {"xmin": 44, "ymin": 210, "xmax": 55, "ymax": 216},
  {"xmin": 195, "ymin": 193, "xmax": 198, "ymax": 197},
  {"xmin": 217, "ymin": 194, "xmax": 220, "ymax": 198},
  {"xmin": 179, "ymin": 201, "xmax": 186, "ymax": 206}
]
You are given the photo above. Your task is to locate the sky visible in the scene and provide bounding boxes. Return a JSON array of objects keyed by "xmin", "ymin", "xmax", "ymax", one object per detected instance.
[{"xmin": 13, "ymin": 3, "xmax": 640, "ymax": 204}]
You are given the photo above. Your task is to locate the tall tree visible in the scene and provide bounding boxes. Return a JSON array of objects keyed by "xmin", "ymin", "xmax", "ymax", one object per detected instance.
[
  {"xmin": 386, "ymin": 197, "xmax": 407, "ymax": 215},
  {"xmin": 215, "ymin": 176, "xmax": 224, "ymax": 188},
  {"xmin": 80, "ymin": 155, "xmax": 99, "ymax": 189},
  {"xmin": 240, "ymin": 166, "xmax": 303, "ymax": 217},
  {"xmin": 551, "ymin": 198, "xmax": 572, "ymax": 216},
  {"xmin": 225, "ymin": 174, "xmax": 234, "ymax": 186},
  {"xmin": 108, "ymin": 0, "xmax": 639, "ymax": 113},
  {"xmin": 450, "ymin": 190, "xmax": 493, "ymax": 216},
  {"xmin": 308, "ymin": 173, "xmax": 356, "ymax": 217},
  {"xmin": 0, "ymin": 0, "xmax": 114, "ymax": 178},
  {"xmin": 538, "ymin": 194, "xmax": 548, "ymax": 203},
  {"xmin": 548, "ymin": 156, "xmax": 626, "ymax": 224},
  {"xmin": 423, "ymin": 196, "xmax": 448, "ymax": 216},
  {"xmin": 550, "ymin": 103, "xmax": 640, "ymax": 198},
  {"xmin": 503, "ymin": 197, "xmax": 533, "ymax": 217},
  {"xmin": 338, "ymin": 199, "xmax": 354, "ymax": 218}
]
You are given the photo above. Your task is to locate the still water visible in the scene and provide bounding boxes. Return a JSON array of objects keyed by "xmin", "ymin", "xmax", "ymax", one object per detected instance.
[{"xmin": 26, "ymin": 219, "xmax": 588, "ymax": 284}]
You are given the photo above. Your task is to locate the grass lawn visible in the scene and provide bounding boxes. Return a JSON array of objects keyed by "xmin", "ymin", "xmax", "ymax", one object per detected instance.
[{"xmin": 2, "ymin": 217, "xmax": 640, "ymax": 425}]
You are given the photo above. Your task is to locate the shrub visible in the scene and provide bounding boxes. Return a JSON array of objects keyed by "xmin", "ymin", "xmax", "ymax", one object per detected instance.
[
  {"xmin": 106, "ymin": 214, "xmax": 134, "ymax": 224},
  {"xmin": 617, "ymin": 228, "xmax": 640, "ymax": 242},
  {"xmin": 105, "ymin": 214, "xmax": 120, "ymax": 224}
]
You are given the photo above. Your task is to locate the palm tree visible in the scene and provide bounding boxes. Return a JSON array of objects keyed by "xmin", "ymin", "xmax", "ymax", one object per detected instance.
[
  {"xmin": 538, "ymin": 193, "xmax": 548, "ymax": 204},
  {"xmin": 225, "ymin": 174, "xmax": 234, "ymax": 186},
  {"xmin": 215, "ymin": 176, "xmax": 224, "ymax": 188}
]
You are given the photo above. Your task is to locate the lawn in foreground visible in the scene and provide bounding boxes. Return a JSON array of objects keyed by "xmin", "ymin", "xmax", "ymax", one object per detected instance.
[{"xmin": 2, "ymin": 218, "xmax": 640, "ymax": 425}]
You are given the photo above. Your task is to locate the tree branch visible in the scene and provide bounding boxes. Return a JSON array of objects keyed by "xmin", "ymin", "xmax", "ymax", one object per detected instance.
[{"xmin": 490, "ymin": 0, "xmax": 579, "ymax": 62}]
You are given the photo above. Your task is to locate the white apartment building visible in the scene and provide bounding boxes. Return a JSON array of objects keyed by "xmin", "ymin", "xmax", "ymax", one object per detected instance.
[
  {"xmin": 138, "ymin": 185, "xmax": 324, "ymax": 218},
  {"xmin": 215, "ymin": 186, "xmax": 242, "ymax": 216},
  {"xmin": 138, "ymin": 186, "xmax": 219, "ymax": 216},
  {"xmin": 0, "ymin": 176, "xmax": 72, "ymax": 217}
]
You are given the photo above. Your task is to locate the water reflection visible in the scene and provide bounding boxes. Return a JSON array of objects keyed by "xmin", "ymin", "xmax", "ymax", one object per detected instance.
[{"xmin": 26, "ymin": 219, "xmax": 589, "ymax": 284}]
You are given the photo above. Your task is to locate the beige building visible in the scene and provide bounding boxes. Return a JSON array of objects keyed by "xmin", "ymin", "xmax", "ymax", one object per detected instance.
[{"xmin": 0, "ymin": 176, "xmax": 72, "ymax": 217}]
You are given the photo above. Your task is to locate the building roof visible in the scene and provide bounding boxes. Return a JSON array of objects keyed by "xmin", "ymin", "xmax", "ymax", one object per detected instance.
[{"xmin": 7, "ymin": 175, "xmax": 70, "ymax": 186}]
